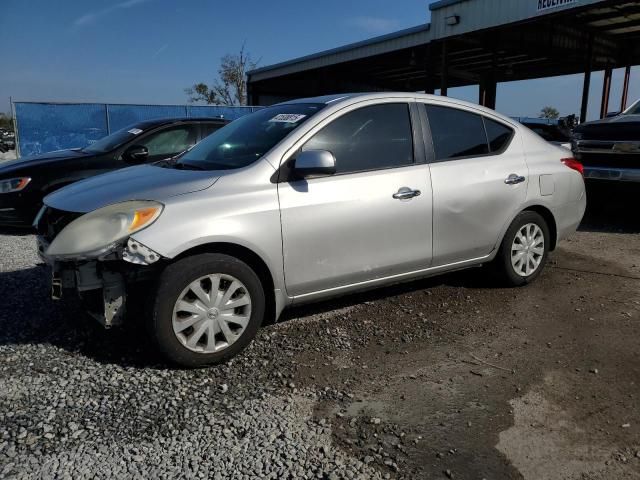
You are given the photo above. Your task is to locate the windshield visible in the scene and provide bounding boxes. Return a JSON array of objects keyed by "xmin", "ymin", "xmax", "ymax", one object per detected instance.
[
  {"xmin": 178, "ymin": 103, "xmax": 324, "ymax": 170},
  {"xmin": 624, "ymin": 100, "xmax": 640, "ymax": 115},
  {"xmin": 82, "ymin": 126, "xmax": 143, "ymax": 154}
]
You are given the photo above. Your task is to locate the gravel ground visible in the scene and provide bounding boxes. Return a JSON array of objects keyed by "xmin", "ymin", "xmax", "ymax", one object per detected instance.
[
  {"xmin": 0, "ymin": 236, "xmax": 387, "ymax": 480},
  {"xmin": 1, "ymin": 184, "xmax": 639, "ymax": 479}
]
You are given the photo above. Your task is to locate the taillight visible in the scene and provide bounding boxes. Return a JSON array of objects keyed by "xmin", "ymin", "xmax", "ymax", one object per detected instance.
[{"xmin": 561, "ymin": 157, "xmax": 584, "ymax": 176}]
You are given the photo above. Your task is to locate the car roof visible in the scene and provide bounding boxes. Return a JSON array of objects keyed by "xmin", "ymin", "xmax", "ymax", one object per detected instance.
[
  {"xmin": 277, "ymin": 92, "xmax": 518, "ymax": 127},
  {"xmin": 278, "ymin": 94, "xmax": 369, "ymax": 105}
]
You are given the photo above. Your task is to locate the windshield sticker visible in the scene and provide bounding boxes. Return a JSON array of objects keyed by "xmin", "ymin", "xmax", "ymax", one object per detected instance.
[
  {"xmin": 268, "ymin": 114, "xmax": 307, "ymax": 123},
  {"xmin": 128, "ymin": 128, "xmax": 143, "ymax": 135}
]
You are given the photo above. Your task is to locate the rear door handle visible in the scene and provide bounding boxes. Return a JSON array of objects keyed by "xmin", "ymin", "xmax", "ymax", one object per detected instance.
[
  {"xmin": 505, "ymin": 174, "xmax": 526, "ymax": 185},
  {"xmin": 393, "ymin": 187, "xmax": 421, "ymax": 200}
]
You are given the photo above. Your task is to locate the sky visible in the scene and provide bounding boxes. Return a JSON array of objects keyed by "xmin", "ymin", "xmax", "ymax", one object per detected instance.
[{"xmin": 0, "ymin": 0, "xmax": 637, "ymax": 120}]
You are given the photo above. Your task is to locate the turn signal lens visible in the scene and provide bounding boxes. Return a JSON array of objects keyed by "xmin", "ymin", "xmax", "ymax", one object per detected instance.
[
  {"xmin": 130, "ymin": 207, "xmax": 161, "ymax": 232},
  {"xmin": 561, "ymin": 157, "xmax": 584, "ymax": 176}
]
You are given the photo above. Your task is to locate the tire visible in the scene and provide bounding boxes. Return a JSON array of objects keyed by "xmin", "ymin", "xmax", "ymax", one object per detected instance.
[
  {"xmin": 149, "ymin": 253, "xmax": 265, "ymax": 367},
  {"xmin": 493, "ymin": 211, "xmax": 550, "ymax": 287}
]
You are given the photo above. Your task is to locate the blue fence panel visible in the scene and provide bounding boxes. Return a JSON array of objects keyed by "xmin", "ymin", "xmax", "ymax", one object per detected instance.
[
  {"xmin": 14, "ymin": 102, "xmax": 261, "ymax": 158},
  {"xmin": 15, "ymin": 103, "xmax": 108, "ymax": 157},
  {"xmin": 107, "ymin": 104, "xmax": 188, "ymax": 132}
]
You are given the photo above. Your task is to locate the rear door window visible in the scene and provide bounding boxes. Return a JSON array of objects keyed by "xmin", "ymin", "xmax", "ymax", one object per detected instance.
[{"xmin": 424, "ymin": 105, "xmax": 489, "ymax": 161}]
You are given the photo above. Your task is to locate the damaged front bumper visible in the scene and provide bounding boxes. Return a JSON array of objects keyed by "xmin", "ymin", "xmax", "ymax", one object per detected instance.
[{"xmin": 37, "ymin": 235, "xmax": 163, "ymax": 328}]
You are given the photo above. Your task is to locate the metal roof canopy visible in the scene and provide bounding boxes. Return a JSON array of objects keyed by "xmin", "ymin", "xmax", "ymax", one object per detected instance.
[{"xmin": 247, "ymin": 0, "xmax": 640, "ymax": 120}]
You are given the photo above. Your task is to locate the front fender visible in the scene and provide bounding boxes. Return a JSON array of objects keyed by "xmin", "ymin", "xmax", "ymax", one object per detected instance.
[{"xmin": 129, "ymin": 176, "xmax": 285, "ymax": 294}]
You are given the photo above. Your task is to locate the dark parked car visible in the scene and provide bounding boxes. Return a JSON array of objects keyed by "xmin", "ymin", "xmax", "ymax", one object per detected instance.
[
  {"xmin": 0, "ymin": 118, "xmax": 228, "ymax": 227},
  {"xmin": 572, "ymin": 99, "xmax": 640, "ymax": 183},
  {"xmin": 518, "ymin": 118, "xmax": 572, "ymax": 148}
]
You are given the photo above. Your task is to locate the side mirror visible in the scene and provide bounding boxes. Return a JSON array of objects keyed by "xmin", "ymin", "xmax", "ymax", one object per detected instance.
[
  {"xmin": 293, "ymin": 150, "xmax": 336, "ymax": 178},
  {"xmin": 123, "ymin": 145, "xmax": 149, "ymax": 163},
  {"xmin": 605, "ymin": 111, "xmax": 620, "ymax": 118}
]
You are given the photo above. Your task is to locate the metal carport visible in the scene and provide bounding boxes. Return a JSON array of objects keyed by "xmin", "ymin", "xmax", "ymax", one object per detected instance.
[{"xmin": 247, "ymin": 0, "xmax": 640, "ymax": 121}]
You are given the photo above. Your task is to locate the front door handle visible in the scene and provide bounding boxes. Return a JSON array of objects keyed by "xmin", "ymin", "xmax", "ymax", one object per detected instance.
[
  {"xmin": 505, "ymin": 174, "xmax": 526, "ymax": 185},
  {"xmin": 393, "ymin": 187, "xmax": 421, "ymax": 200}
]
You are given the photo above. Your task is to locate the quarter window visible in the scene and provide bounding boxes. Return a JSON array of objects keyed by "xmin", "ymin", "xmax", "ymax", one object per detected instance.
[
  {"xmin": 484, "ymin": 118, "xmax": 514, "ymax": 152},
  {"xmin": 302, "ymin": 103, "xmax": 414, "ymax": 174},
  {"xmin": 425, "ymin": 105, "xmax": 489, "ymax": 160}
]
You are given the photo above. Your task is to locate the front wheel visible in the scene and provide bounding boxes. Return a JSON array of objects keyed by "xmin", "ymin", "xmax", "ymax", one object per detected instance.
[
  {"xmin": 149, "ymin": 253, "xmax": 265, "ymax": 367},
  {"xmin": 493, "ymin": 211, "xmax": 550, "ymax": 286}
]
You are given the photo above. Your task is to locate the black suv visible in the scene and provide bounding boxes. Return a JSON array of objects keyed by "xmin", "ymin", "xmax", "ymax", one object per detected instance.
[
  {"xmin": 572, "ymin": 100, "xmax": 640, "ymax": 183},
  {"xmin": 0, "ymin": 117, "xmax": 228, "ymax": 227}
]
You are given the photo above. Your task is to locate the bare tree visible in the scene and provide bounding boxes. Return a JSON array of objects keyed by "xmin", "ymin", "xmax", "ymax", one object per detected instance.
[{"xmin": 185, "ymin": 45, "xmax": 259, "ymax": 106}]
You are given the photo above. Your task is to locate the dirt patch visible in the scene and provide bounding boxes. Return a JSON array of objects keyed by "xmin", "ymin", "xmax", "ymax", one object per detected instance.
[
  {"xmin": 496, "ymin": 374, "xmax": 619, "ymax": 480},
  {"xmin": 289, "ymin": 230, "xmax": 640, "ymax": 478}
]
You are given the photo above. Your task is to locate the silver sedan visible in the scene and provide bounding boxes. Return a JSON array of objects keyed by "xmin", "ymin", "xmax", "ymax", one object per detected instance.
[{"xmin": 37, "ymin": 93, "xmax": 586, "ymax": 366}]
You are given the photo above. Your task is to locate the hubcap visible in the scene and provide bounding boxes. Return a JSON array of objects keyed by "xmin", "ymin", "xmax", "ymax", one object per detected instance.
[
  {"xmin": 172, "ymin": 274, "xmax": 252, "ymax": 354},
  {"xmin": 511, "ymin": 223, "xmax": 545, "ymax": 277}
]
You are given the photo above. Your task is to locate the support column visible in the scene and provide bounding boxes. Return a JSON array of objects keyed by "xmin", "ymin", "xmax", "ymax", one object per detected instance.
[
  {"xmin": 580, "ymin": 35, "xmax": 593, "ymax": 123},
  {"xmin": 424, "ymin": 43, "xmax": 435, "ymax": 94},
  {"xmin": 246, "ymin": 80, "xmax": 259, "ymax": 106},
  {"xmin": 621, "ymin": 65, "xmax": 631, "ymax": 112},
  {"xmin": 440, "ymin": 41, "xmax": 448, "ymax": 96},
  {"xmin": 600, "ymin": 67, "xmax": 612, "ymax": 119},
  {"xmin": 479, "ymin": 47, "xmax": 498, "ymax": 110},
  {"xmin": 479, "ymin": 79, "xmax": 497, "ymax": 109}
]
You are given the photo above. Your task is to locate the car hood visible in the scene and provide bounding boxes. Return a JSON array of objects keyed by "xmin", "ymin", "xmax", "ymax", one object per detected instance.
[
  {"xmin": 44, "ymin": 164, "xmax": 220, "ymax": 213},
  {"xmin": 577, "ymin": 114, "xmax": 640, "ymax": 126},
  {"xmin": 0, "ymin": 149, "xmax": 89, "ymax": 174},
  {"xmin": 574, "ymin": 114, "xmax": 640, "ymax": 140}
]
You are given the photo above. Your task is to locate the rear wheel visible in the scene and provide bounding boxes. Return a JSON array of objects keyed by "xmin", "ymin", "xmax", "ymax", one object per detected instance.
[
  {"xmin": 494, "ymin": 211, "xmax": 550, "ymax": 286},
  {"xmin": 149, "ymin": 253, "xmax": 265, "ymax": 367}
]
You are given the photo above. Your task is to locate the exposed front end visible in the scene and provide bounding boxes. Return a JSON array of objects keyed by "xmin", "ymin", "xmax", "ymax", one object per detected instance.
[{"xmin": 35, "ymin": 203, "xmax": 165, "ymax": 328}]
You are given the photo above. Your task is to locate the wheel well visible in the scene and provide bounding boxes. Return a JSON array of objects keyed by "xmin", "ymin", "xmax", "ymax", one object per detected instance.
[
  {"xmin": 523, "ymin": 205, "xmax": 557, "ymax": 251},
  {"xmin": 173, "ymin": 243, "xmax": 276, "ymax": 322}
]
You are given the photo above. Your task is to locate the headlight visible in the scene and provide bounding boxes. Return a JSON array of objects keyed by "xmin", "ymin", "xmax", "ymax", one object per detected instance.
[
  {"xmin": 0, "ymin": 177, "xmax": 31, "ymax": 193},
  {"xmin": 572, "ymin": 132, "xmax": 583, "ymax": 141},
  {"xmin": 46, "ymin": 200, "xmax": 163, "ymax": 259}
]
